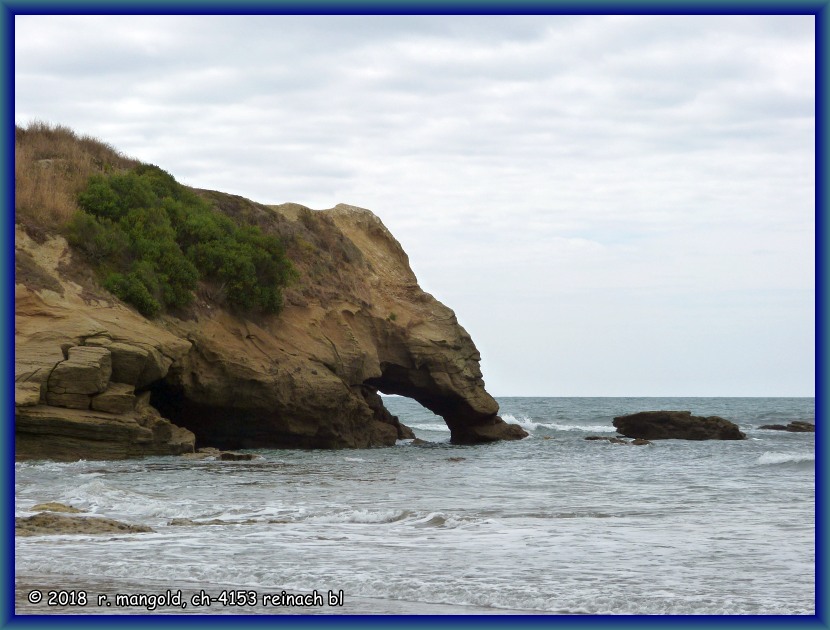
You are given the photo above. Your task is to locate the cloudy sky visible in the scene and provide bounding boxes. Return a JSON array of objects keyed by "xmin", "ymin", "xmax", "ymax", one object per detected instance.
[{"xmin": 15, "ymin": 15, "xmax": 814, "ymax": 396}]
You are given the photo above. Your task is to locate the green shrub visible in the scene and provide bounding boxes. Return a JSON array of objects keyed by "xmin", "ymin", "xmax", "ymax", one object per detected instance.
[
  {"xmin": 78, "ymin": 172, "xmax": 156, "ymax": 219},
  {"xmin": 69, "ymin": 164, "xmax": 294, "ymax": 317},
  {"xmin": 66, "ymin": 211, "xmax": 129, "ymax": 265},
  {"xmin": 104, "ymin": 271, "xmax": 161, "ymax": 318}
]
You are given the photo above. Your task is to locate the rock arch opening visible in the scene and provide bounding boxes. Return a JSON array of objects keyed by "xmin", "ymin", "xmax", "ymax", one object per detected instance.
[{"xmin": 363, "ymin": 362, "xmax": 527, "ymax": 445}]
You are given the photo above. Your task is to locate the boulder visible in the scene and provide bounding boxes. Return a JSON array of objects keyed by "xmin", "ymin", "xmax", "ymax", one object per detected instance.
[{"xmin": 613, "ymin": 411, "xmax": 746, "ymax": 441}]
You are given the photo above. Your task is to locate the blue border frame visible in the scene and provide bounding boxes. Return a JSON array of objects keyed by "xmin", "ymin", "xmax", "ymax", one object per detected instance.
[
  {"xmin": 4, "ymin": 2, "xmax": 825, "ymax": 628},
  {"xmin": 817, "ymin": 1, "xmax": 827, "ymax": 627},
  {"xmin": 2, "ymin": 1, "xmax": 12, "ymax": 627}
]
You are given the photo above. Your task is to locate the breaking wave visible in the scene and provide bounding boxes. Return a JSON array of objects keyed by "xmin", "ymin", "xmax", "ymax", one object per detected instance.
[
  {"xmin": 501, "ymin": 414, "xmax": 614, "ymax": 433},
  {"xmin": 756, "ymin": 452, "xmax": 815, "ymax": 466}
]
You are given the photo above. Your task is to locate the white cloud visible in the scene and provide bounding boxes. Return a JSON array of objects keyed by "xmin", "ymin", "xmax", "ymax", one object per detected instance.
[{"xmin": 14, "ymin": 14, "xmax": 815, "ymax": 395}]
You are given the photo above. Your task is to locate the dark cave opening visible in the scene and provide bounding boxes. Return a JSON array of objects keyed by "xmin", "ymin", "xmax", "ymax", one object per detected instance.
[{"xmin": 148, "ymin": 380, "xmax": 279, "ymax": 450}]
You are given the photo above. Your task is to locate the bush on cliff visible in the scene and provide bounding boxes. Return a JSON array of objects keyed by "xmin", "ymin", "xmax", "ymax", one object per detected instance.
[{"xmin": 67, "ymin": 166, "xmax": 294, "ymax": 317}]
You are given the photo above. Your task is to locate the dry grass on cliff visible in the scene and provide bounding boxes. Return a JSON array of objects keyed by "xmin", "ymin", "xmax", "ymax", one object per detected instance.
[{"xmin": 15, "ymin": 121, "xmax": 139, "ymax": 232}]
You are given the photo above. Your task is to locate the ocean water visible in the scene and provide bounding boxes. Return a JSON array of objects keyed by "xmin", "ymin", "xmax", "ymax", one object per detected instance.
[{"xmin": 15, "ymin": 397, "xmax": 815, "ymax": 615}]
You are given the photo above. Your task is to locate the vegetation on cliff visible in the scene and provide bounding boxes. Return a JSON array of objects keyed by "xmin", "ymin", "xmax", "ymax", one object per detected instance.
[
  {"xmin": 16, "ymin": 122, "xmax": 295, "ymax": 317},
  {"xmin": 69, "ymin": 166, "xmax": 294, "ymax": 316}
]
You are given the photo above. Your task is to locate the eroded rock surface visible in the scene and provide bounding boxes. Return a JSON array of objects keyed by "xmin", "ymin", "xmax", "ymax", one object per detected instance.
[{"xmin": 613, "ymin": 410, "xmax": 746, "ymax": 441}]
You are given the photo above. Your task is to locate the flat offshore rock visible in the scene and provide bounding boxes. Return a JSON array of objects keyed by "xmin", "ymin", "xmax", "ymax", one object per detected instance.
[
  {"xmin": 759, "ymin": 421, "xmax": 815, "ymax": 433},
  {"xmin": 613, "ymin": 410, "xmax": 746, "ymax": 441},
  {"xmin": 15, "ymin": 512, "xmax": 153, "ymax": 536}
]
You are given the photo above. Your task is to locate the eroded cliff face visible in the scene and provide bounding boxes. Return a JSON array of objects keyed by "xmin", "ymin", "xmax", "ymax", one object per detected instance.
[
  {"xmin": 15, "ymin": 233, "xmax": 196, "ymax": 460},
  {"xmin": 15, "ymin": 199, "xmax": 526, "ymax": 460}
]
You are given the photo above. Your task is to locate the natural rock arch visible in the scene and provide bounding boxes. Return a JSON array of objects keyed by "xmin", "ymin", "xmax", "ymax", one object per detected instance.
[{"xmin": 364, "ymin": 363, "xmax": 526, "ymax": 444}]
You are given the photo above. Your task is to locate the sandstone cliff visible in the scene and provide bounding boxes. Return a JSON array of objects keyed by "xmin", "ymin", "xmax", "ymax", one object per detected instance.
[{"xmin": 15, "ymin": 161, "xmax": 526, "ymax": 459}]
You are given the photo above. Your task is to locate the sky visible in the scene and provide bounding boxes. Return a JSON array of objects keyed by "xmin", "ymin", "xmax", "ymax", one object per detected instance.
[{"xmin": 14, "ymin": 14, "xmax": 815, "ymax": 397}]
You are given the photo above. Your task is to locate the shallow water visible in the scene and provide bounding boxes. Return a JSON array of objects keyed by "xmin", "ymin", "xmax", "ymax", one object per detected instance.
[{"xmin": 15, "ymin": 397, "xmax": 815, "ymax": 615}]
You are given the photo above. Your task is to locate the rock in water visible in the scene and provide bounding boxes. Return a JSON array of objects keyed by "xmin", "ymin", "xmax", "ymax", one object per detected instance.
[
  {"xmin": 612, "ymin": 411, "xmax": 746, "ymax": 441},
  {"xmin": 15, "ymin": 513, "xmax": 153, "ymax": 536},
  {"xmin": 759, "ymin": 421, "xmax": 815, "ymax": 433}
]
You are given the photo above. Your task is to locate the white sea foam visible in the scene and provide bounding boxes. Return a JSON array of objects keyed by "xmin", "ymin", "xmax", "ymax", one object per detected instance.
[
  {"xmin": 406, "ymin": 423, "xmax": 451, "ymax": 432},
  {"xmin": 501, "ymin": 414, "xmax": 614, "ymax": 432},
  {"xmin": 303, "ymin": 508, "xmax": 412, "ymax": 524},
  {"xmin": 501, "ymin": 414, "xmax": 550, "ymax": 430},
  {"xmin": 549, "ymin": 423, "xmax": 616, "ymax": 432},
  {"xmin": 756, "ymin": 452, "xmax": 815, "ymax": 466}
]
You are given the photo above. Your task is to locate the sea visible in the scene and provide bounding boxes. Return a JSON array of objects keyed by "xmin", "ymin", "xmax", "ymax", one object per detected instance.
[{"xmin": 14, "ymin": 397, "xmax": 816, "ymax": 616}]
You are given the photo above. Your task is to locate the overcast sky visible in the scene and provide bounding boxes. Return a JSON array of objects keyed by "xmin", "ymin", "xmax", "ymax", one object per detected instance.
[{"xmin": 15, "ymin": 14, "xmax": 815, "ymax": 396}]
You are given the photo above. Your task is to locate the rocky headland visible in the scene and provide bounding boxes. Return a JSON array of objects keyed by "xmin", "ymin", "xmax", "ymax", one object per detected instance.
[{"xmin": 15, "ymin": 125, "xmax": 526, "ymax": 460}]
